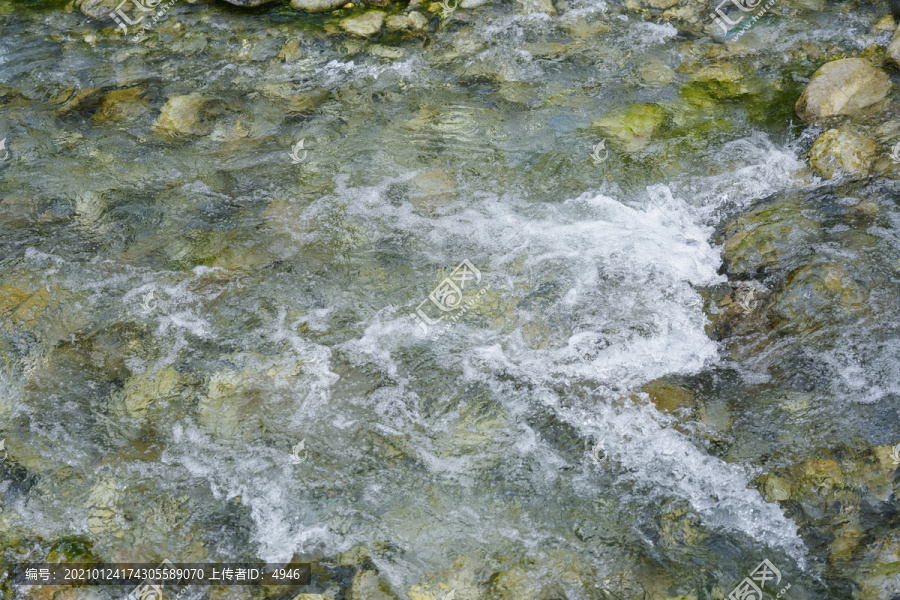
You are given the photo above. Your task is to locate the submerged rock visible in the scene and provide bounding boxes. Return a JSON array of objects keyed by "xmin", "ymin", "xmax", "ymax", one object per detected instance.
[
  {"xmin": 92, "ymin": 88, "xmax": 151, "ymax": 123},
  {"xmin": 795, "ymin": 58, "xmax": 891, "ymax": 124},
  {"xmin": 517, "ymin": 0, "xmax": 557, "ymax": 15},
  {"xmin": 153, "ymin": 94, "xmax": 215, "ymax": 137},
  {"xmin": 485, "ymin": 550, "xmax": 598, "ymax": 600},
  {"xmin": 408, "ymin": 558, "xmax": 481, "ymax": 600},
  {"xmin": 853, "ymin": 534, "xmax": 900, "ymax": 600},
  {"xmin": 767, "ymin": 261, "xmax": 869, "ymax": 332},
  {"xmin": 259, "ymin": 84, "xmax": 329, "ymax": 113},
  {"xmin": 51, "ymin": 87, "xmax": 103, "ymax": 115},
  {"xmin": 351, "ymin": 570, "xmax": 400, "ymax": 600},
  {"xmin": 0, "ymin": 284, "xmax": 51, "ymax": 332},
  {"xmin": 808, "ymin": 126, "xmax": 878, "ymax": 179},
  {"xmin": 277, "ymin": 39, "xmax": 304, "ymax": 62},
  {"xmin": 719, "ymin": 195, "xmax": 822, "ymax": 278},
  {"xmin": 639, "ymin": 379, "xmax": 696, "ymax": 414},
  {"xmin": 340, "ymin": 11, "xmax": 385, "ymax": 36},
  {"xmin": 592, "ymin": 103, "xmax": 668, "ymax": 151},
  {"xmin": 85, "ymin": 479, "xmax": 126, "ymax": 539},
  {"xmin": 119, "ymin": 367, "xmax": 184, "ymax": 418}
]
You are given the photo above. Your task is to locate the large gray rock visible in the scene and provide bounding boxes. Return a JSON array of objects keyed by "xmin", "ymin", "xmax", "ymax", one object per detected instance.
[
  {"xmin": 291, "ymin": 0, "xmax": 349, "ymax": 10},
  {"xmin": 795, "ymin": 58, "xmax": 891, "ymax": 124}
]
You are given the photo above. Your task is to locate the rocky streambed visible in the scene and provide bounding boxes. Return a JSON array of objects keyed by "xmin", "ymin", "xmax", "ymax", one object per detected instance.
[{"xmin": 2, "ymin": 0, "xmax": 900, "ymax": 599}]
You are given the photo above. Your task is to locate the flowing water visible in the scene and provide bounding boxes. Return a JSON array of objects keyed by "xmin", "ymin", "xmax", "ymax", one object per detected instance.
[{"xmin": 2, "ymin": 0, "xmax": 900, "ymax": 598}]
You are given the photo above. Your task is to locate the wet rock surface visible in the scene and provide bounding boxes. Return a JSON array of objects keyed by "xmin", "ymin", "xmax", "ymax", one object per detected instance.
[
  {"xmin": 3, "ymin": 0, "xmax": 900, "ymax": 598},
  {"xmin": 795, "ymin": 58, "xmax": 892, "ymax": 123}
]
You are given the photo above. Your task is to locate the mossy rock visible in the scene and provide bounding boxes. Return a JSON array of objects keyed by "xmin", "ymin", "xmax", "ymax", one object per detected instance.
[
  {"xmin": 92, "ymin": 88, "xmax": 151, "ymax": 124},
  {"xmin": 761, "ymin": 473, "xmax": 792, "ymax": 502},
  {"xmin": 655, "ymin": 502, "xmax": 710, "ymax": 549},
  {"xmin": 638, "ymin": 378, "xmax": 696, "ymax": 413},
  {"xmin": 351, "ymin": 569, "xmax": 400, "ymax": 600},
  {"xmin": 408, "ymin": 557, "xmax": 481, "ymax": 600},
  {"xmin": 719, "ymin": 195, "xmax": 822, "ymax": 278},
  {"xmin": 852, "ymin": 534, "xmax": 900, "ymax": 600},
  {"xmin": 592, "ymin": 103, "xmax": 669, "ymax": 152},
  {"xmin": 679, "ymin": 63, "xmax": 752, "ymax": 106},
  {"xmin": 485, "ymin": 549, "xmax": 598, "ymax": 600},
  {"xmin": 118, "ymin": 367, "xmax": 185, "ymax": 418},
  {"xmin": 808, "ymin": 126, "xmax": 878, "ymax": 180},
  {"xmin": 0, "ymin": 283, "xmax": 51, "ymax": 331},
  {"xmin": 766, "ymin": 261, "xmax": 869, "ymax": 333},
  {"xmin": 47, "ymin": 536, "xmax": 97, "ymax": 563}
]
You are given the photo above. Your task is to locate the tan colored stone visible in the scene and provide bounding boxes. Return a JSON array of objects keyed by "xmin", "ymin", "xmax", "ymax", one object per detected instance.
[
  {"xmin": 386, "ymin": 15, "xmax": 409, "ymax": 30},
  {"xmin": 0, "ymin": 284, "xmax": 50, "ymax": 330},
  {"xmin": 808, "ymin": 126, "xmax": 878, "ymax": 179},
  {"xmin": 278, "ymin": 39, "xmax": 304, "ymax": 62},
  {"xmin": 291, "ymin": 0, "xmax": 348, "ymax": 10},
  {"xmin": 121, "ymin": 367, "xmax": 182, "ymax": 417},
  {"xmin": 340, "ymin": 11, "xmax": 385, "ymax": 36},
  {"xmin": 153, "ymin": 94, "xmax": 214, "ymax": 137},
  {"xmin": 408, "ymin": 11, "xmax": 428, "ymax": 30},
  {"xmin": 640, "ymin": 379, "xmax": 695, "ymax": 413},
  {"xmin": 351, "ymin": 570, "xmax": 399, "ymax": 600},
  {"xmin": 872, "ymin": 14, "xmax": 896, "ymax": 33},
  {"xmin": 795, "ymin": 58, "xmax": 891, "ymax": 123},
  {"xmin": 54, "ymin": 87, "xmax": 103, "ymax": 115},
  {"xmin": 763, "ymin": 474, "xmax": 792, "ymax": 502},
  {"xmin": 93, "ymin": 88, "xmax": 150, "ymax": 123},
  {"xmin": 518, "ymin": 0, "xmax": 556, "ymax": 14}
]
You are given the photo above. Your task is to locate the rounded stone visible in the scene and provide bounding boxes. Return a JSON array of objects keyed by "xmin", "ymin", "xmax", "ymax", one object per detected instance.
[{"xmin": 795, "ymin": 58, "xmax": 891, "ymax": 124}]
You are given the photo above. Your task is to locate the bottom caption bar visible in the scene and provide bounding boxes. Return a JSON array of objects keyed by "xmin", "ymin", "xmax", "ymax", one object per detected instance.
[{"xmin": 11, "ymin": 562, "xmax": 311, "ymax": 586}]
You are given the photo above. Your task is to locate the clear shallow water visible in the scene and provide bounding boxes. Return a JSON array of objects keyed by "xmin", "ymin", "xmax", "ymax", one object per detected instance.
[{"xmin": 1, "ymin": 0, "xmax": 900, "ymax": 598}]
